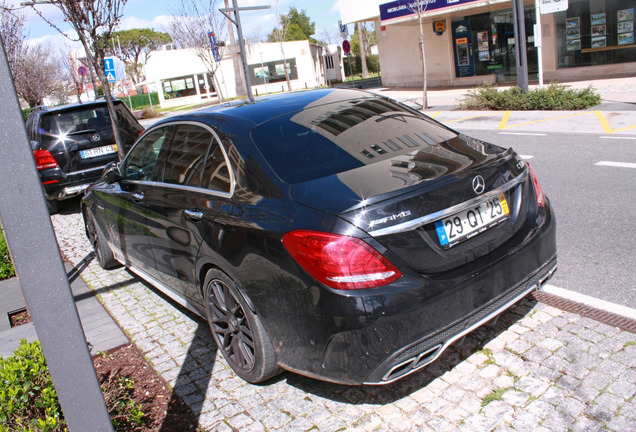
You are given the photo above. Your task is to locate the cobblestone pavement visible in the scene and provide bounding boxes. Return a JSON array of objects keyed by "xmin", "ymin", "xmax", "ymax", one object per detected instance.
[{"xmin": 52, "ymin": 209, "xmax": 636, "ymax": 431}]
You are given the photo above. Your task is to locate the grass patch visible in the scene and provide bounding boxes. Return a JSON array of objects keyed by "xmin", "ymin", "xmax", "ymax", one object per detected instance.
[
  {"xmin": 457, "ymin": 83, "xmax": 601, "ymax": 111},
  {"xmin": 481, "ymin": 387, "xmax": 511, "ymax": 407}
]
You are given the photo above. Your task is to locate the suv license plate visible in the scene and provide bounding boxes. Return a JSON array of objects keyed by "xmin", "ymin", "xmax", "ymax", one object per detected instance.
[
  {"xmin": 435, "ymin": 194, "xmax": 510, "ymax": 248},
  {"xmin": 80, "ymin": 144, "xmax": 117, "ymax": 159}
]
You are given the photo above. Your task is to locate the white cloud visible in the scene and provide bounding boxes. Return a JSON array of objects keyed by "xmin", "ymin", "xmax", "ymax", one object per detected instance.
[{"xmin": 117, "ymin": 14, "xmax": 174, "ymax": 32}]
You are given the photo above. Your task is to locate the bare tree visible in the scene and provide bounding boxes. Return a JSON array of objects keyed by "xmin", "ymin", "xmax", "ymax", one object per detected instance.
[
  {"xmin": 168, "ymin": 0, "xmax": 227, "ymax": 102},
  {"xmin": 271, "ymin": 0, "xmax": 291, "ymax": 92},
  {"xmin": 318, "ymin": 28, "xmax": 340, "ymax": 45},
  {"xmin": 26, "ymin": 0, "xmax": 129, "ymax": 159},
  {"xmin": 0, "ymin": 2, "xmax": 27, "ymax": 81},
  {"xmin": 20, "ymin": 43, "xmax": 64, "ymax": 107},
  {"xmin": 407, "ymin": 1, "xmax": 429, "ymax": 109},
  {"xmin": 60, "ymin": 48, "xmax": 85, "ymax": 103},
  {"xmin": 1, "ymin": 3, "xmax": 65, "ymax": 108}
]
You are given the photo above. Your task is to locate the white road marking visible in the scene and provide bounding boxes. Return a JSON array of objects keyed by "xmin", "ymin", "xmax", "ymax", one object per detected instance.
[
  {"xmin": 519, "ymin": 155, "xmax": 534, "ymax": 160},
  {"xmin": 595, "ymin": 161, "xmax": 636, "ymax": 169},
  {"xmin": 499, "ymin": 132, "xmax": 547, "ymax": 136},
  {"xmin": 542, "ymin": 285, "xmax": 636, "ymax": 320},
  {"xmin": 599, "ymin": 136, "xmax": 636, "ymax": 140}
]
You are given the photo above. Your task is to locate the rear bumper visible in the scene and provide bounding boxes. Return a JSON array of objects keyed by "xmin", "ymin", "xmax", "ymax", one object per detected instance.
[
  {"xmin": 364, "ymin": 256, "xmax": 556, "ymax": 384},
  {"xmin": 40, "ymin": 166, "xmax": 107, "ymax": 200},
  {"xmin": 273, "ymin": 201, "xmax": 557, "ymax": 385}
]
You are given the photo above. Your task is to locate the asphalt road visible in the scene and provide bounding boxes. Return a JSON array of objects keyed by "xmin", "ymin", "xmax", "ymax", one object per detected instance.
[{"xmin": 457, "ymin": 129, "xmax": 636, "ymax": 310}]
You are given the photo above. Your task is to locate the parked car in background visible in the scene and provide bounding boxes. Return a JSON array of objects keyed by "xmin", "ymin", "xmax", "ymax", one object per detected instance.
[
  {"xmin": 26, "ymin": 99, "xmax": 144, "ymax": 213},
  {"xmin": 82, "ymin": 89, "xmax": 557, "ymax": 385}
]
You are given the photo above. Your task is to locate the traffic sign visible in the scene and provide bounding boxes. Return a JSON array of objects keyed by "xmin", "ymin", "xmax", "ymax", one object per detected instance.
[
  {"xmin": 342, "ymin": 40, "xmax": 351, "ymax": 56},
  {"xmin": 208, "ymin": 31, "xmax": 221, "ymax": 62},
  {"xmin": 104, "ymin": 57, "xmax": 117, "ymax": 82},
  {"xmin": 338, "ymin": 20, "xmax": 348, "ymax": 38},
  {"xmin": 78, "ymin": 66, "xmax": 88, "ymax": 76}
]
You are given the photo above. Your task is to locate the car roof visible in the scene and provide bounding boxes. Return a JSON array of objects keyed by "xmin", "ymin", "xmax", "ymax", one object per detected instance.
[{"xmin": 156, "ymin": 88, "xmax": 380, "ymax": 127}]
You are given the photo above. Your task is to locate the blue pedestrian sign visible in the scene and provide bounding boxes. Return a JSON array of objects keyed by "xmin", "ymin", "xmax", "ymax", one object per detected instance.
[{"xmin": 104, "ymin": 57, "xmax": 117, "ymax": 82}]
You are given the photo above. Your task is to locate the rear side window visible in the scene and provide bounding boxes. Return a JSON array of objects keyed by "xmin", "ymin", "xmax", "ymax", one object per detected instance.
[
  {"xmin": 201, "ymin": 138, "xmax": 231, "ymax": 193},
  {"xmin": 162, "ymin": 124, "xmax": 213, "ymax": 187}
]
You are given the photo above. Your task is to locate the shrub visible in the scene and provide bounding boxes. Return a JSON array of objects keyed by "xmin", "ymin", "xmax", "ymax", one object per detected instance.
[
  {"xmin": 0, "ymin": 228, "xmax": 15, "ymax": 281},
  {"xmin": 0, "ymin": 340, "xmax": 148, "ymax": 432},
  {"xmin": 0, "ymin": 340, "xmax": 67, "ymax": 432},
  {"xmin": 457, "ymin": 83, "xmax": 601, "ymax": 110}
]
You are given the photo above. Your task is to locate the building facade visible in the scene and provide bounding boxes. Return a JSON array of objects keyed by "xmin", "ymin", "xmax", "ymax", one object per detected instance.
[
  {"xmin": 339, "ymin": 0, "xmax": 636, "ymax": 88},
  {"xmin": 145, "ymin": 41, "xmax": 345, "ymax": 109}
]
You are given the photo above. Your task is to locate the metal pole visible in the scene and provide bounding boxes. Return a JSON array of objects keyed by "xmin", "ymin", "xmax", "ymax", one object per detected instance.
[
  {"xmin": 231, "ymin": 0, "xmax": 254, "ymax": 102},
  {"xmin": 535, "ymin": 0, "xmax": 544, "ymax": 89},
  {"xmin": 0, "ymin": 40, "xmax": 113, "ymax": 432},
  {"xmin": 512, "ymin": 0, "xmax": 529, "ymax": 92}
]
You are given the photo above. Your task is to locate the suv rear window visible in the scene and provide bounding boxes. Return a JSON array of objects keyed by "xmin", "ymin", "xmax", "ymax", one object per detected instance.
[
  {"xmin": 41, "ymin": 106, "xmax": 112, "ymax": 135},
  {"xmin": 251, "ymin": 97, "xmax": 457, "ymax": 184}
]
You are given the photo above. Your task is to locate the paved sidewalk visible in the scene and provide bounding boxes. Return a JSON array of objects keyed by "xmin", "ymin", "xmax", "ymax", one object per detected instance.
[
  {"xmin": 0, "ymin": 261, "xmax": 128, "ymax": 358},
  {"xmin": 50, "ymin": 210, "xmax": 636, "ymax": 431}
]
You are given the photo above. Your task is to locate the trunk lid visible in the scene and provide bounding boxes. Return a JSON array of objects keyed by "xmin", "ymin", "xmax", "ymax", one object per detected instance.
[{"xmin": 290, "ymin": 137, "xmax": 532, "ymax": 275}]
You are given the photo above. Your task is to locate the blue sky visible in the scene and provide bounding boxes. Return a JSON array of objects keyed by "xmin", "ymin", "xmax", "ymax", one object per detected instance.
[{"xmin": 15, "ymin": 0, "xmax": 343, "ymax": 51}]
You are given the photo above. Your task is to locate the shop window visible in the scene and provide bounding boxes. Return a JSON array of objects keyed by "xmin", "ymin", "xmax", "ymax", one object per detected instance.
[
  {"xmin": 248, "ymin": 58, "xmax": 298, "ymax": 85},
  {"xmin": 556, "ymin": 0, "xmax": 635, "ymax": 68},
  {"xmin": 161, "ymin": 75, "xmax": 199, "ymax": 100},
  {"xmin": 457, "ymin": 6, "xmax": 537, "ymax": 80}
]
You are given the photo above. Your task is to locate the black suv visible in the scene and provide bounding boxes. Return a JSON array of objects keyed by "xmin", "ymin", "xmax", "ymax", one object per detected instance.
[{"xmin": 26, "ymin": 99, "xmax": 144, "ymax": 213}]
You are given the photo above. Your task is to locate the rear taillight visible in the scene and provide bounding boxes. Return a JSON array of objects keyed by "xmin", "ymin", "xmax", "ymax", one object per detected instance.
[
  {"xmin": 526, "ymin": 162, "xmax": 545, "ymax": 208},
  {"xmin": 33, "ymin": 150, "xmax": 58, "ymax": 170},
  {"xmin": 138, "ymin": 129, "xmax": 145, "ymax": 136},
  {"xmin": 282, "ymin": 230, "xmax": 401, "ymax": 290}
]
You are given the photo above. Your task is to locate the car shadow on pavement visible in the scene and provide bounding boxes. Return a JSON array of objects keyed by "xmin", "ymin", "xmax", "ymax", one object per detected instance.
[
  {"xmin": 284, "ymin": 297, "xmax": 538, "ymax": 405},
  {"xmin": 160, "ymin": 318, "xmax": 219, "ymax": 431}
]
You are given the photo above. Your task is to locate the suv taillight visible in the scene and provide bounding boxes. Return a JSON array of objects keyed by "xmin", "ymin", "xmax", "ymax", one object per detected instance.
[
  {"xmin": 282, "ymin": 230, "xmax": 401, "ymax": 290},
  {"xmin": 33, "ymin": 150, "xmax": 58, "ymax": 170},
  {"xmin": 527, "ymin": 162, "xmax": 545, "ymax": 208}
]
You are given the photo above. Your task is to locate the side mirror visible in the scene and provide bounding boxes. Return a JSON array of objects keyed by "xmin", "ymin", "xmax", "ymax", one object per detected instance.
[{"xmin": 103, "ymin": 162, "xmax": 122, "ymax": 184}]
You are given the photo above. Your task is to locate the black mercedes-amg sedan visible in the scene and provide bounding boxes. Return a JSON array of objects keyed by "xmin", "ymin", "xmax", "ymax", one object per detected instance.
[{"xmin": 82, "ymin": 89, "xmax": 557, "ymax": 385}]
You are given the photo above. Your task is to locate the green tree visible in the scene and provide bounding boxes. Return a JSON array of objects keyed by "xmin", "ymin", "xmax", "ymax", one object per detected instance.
[
  {"xmin": 267, "ymin": 7, "xmax": 316, "ymax": 43},
  {"xmin": 107, "ymin": 28, "xmax": 172, "ymax": 83}
]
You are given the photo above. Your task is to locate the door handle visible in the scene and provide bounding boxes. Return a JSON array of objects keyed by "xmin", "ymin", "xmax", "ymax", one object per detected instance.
[
  {"xmin": 184, "ymin": 208, "xmax": 203, "ymax": 221},
  {"xmin": 132, "ymin": 192, "xmax": 144, "ymax": 201}
]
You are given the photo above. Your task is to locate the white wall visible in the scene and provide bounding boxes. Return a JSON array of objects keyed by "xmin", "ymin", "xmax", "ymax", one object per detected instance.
[
  {"xmin": 339, "ymin": 0, "xmax": 383, "ymax": 24},
  {"xmin": 145, "ymin": 41, "xmax": 333, "ymax": 108}
]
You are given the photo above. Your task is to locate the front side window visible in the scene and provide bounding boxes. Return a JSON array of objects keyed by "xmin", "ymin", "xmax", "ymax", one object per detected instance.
[{"xmin": 123, "ymin": 127, "xmax": 171, "ymax": 181}]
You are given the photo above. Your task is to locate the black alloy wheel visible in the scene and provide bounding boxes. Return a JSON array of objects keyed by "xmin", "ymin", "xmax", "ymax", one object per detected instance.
[
  {"xmin": 203, "ymin": 269, "xmax": 279, "ymax": 383},
  {"xmin": 84, "ymin": 209, "xmax": 119, "ymax": 269}
]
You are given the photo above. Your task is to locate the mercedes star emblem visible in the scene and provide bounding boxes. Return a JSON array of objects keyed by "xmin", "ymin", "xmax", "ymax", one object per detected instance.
[{"xmin": 472, "ymin": 175, "xmax": 485, "ymax": 195}]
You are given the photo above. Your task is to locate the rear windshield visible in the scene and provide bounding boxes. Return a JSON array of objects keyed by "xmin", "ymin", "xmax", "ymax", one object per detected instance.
[
  {"xmin": 41, "ymin": 105, "xmax": 113, "ymax": 136},
  {"xmin": 251, "ymin": 97, "xmax": 457, "ymax": 184}
]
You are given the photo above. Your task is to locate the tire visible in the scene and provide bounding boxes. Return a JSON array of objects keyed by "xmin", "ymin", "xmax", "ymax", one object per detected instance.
[
  {"xmin": 46, "ymin": 199, "xmax": 59, "ymax": 214},
  {"xmin": 203, "ymin": 269, "xmax": 280, "ymax": 383},
  {"xmin": 84, "ymin": 209, "xmax": 119, "ymax": 270}
]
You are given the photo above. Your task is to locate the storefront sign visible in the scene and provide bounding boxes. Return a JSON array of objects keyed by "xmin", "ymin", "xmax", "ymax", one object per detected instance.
[
  {"xmin": 380, "ymin": 0, "xmax": 491, "ymax": 24},
  {"xmin": 539, "ymin": 0, "xmax": 568, "ymax": 15}
]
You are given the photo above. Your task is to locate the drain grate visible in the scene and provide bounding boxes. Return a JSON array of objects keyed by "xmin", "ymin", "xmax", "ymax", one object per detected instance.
[{"xmin": 533, "ymin": 291, "xmax": 636, "ymax": 333}]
